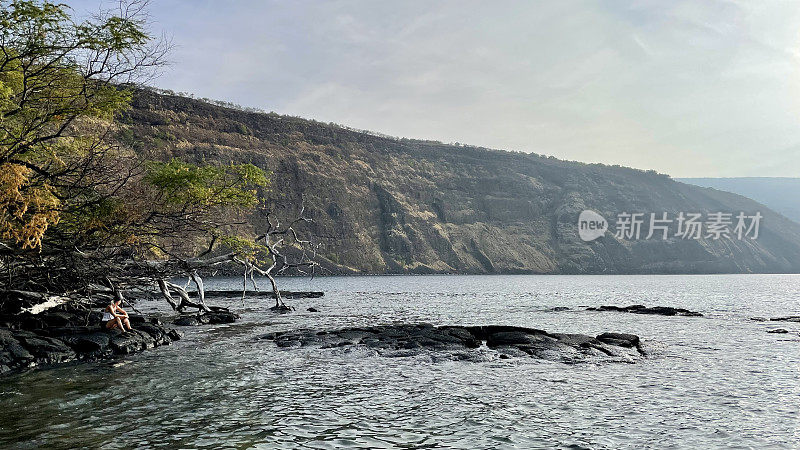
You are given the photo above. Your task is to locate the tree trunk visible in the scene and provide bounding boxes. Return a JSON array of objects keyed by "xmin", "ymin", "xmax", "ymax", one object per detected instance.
[
  {"xmin": 157, "ymin": 279, "xmax": 180, "ymax": 310},
  {"xmin": 190, "ymin": 270, "xmax": 207, "ymax": 310},
  {"xmin": 158, "ymin": 279, "xmax": 210, "ymax": 312},
  {"xmin": 266, "ymin": 272, "xmax": 282, "ymax": 308}
]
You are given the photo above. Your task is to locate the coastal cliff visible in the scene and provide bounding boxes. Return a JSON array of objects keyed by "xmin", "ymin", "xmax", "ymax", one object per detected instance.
[{"xmin": 120, "ymin": 89, "xmax": 800, "ymax": 274}]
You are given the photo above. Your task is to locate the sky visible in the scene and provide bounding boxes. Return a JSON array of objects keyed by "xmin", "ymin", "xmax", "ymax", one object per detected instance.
[{"xmin": 70, "ymin": 0, "xmax": 800, "ymax": 177}]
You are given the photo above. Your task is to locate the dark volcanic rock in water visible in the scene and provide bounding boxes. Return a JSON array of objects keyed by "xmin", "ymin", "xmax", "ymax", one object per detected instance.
[
  {"xmin": 596, "ymin": 332, "xmax": 641, "ymax": 348},
  {"xmin": 1, "ymin": 321, "xmax": 181, "ymax": 375},
  {"xmin": 60, "ymin": 331, "xmax": 111, "ymax": 353},
  {"xmin": 269, "ymin": 304, "xmax": 293, "ymax": 314},
  {"xmin": 261, "ymin": 324, "xmax": 645, "ymax": 363},
  {"xmin": 767, "ymin": 329, "xmax": 789, "ymax": 334},
  {"xmin": 0, "ymin": 293, "xmax": 182, "ymax": 375},
  {"xmin": 769, "ymin": 316, "xmax": 800, "ymax": 322},
  {"xmin": 172, "ymin": 308, "xmax": 239, "ymax": 326},
  {"xmin": 173, "ymin": 316, "xmax": 202, "ymax": 326},
  {"xmin": 587, "ymin": 304, "xmax": 703, "ymax": 317},
  {"xmin": 11, "ymin": 331, "xmax": 76, "ymax": 365}
]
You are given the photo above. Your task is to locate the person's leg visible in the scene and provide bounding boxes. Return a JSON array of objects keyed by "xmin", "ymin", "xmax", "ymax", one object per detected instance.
[
  {"xmin": 106, "ymin": 319, "xmax": 116, "ymax": 329},
  {"xmin": 116, "ymin": 317, "xmax": 125, "ymax": 331},
  {"xmin": 123, "ymin": 317, "xmax": 132, "ymax": 331}
]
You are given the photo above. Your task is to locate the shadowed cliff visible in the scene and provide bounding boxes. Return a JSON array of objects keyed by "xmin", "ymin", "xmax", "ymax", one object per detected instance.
[{"xmin": 119, "ymin": 89, "xmax": 800, "ymax": 274}]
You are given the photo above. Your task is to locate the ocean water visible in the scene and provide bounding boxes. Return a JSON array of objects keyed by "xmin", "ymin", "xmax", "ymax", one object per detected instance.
[{"xmin": 1, "ymin": 274, "xmax": 799, "ymax": 449}]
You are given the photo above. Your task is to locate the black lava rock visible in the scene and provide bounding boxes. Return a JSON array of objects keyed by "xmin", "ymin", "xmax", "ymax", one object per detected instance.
[
  {"xmin": 173, "ymin": 309, "xmax": 239, "ymax": 326},
  {"xmin": 769, "ymin": 316, "xmax": 800, "ymax": 322},
  {"xmin": 173, "ymin": 316, "xmax": 202, "ymax": 326},
  {"xmin": 587, "ymin": 304, "xmax": 703, "ymax": 317},
  {"xmin": 1, "ymin": 316, "xmax": 182, "ymax": 375},
  {"xmin": 262, "ymin": 324, "xmax": 645, "ymax": 363}
]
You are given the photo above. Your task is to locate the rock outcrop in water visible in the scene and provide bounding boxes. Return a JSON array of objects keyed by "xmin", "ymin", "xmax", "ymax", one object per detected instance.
[
  {"xmin": 766, "ymin": 329, "xmax": 789, "ymax": 334},
  {"xmin": 0, "ymin": 319, "xmax": 181, "ymax": 375},
  {"xmin": 769, "ymin": 316, "xmax": 800, "ymax": 322},
  {"xmin": 586, "ymin": 305, "xmax": 703, "ymax": 317},
  {"xmin": 261, "ymin": 324, "xmax": 644, "ymax": 363},
  {"xmin": 0, "ymin": 295, "xmax": 183, "ymax": 375},
  {"xmin": 172, "ymin": 307, "xmax": 239, "ymax": 326}
]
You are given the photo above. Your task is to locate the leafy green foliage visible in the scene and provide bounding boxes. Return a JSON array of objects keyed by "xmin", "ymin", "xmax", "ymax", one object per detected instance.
[
  {"xmin": 145, "ymin": 159, "xmax": 268, "ymax": 208},
  {"xmin": 218, "ymin": 235, "xmax": 272, "ymax": 266},
  {"xmin": 0, "ymin": 0, "xmax": 149, "ymax": 249},
  {"xmin": 0, "ymin": 2, "xmax": 274, "ymax": 292}
]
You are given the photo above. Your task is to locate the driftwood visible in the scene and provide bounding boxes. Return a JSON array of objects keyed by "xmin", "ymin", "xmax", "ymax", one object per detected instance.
[
  {"xmin": 1, "ymin": 290, "xmax": 72, "ymax": 315},
  {"xmin": 147, "ymin": 206, "xmax": 318, "ymax": 313},
  {"xmin": 231, "ymin": 205, "xmax": 318, "ymax": 311},
  {"xmin": 0, "ymin": 206, "xmax": 320, "ymax": 316},
  {"xmin": 157, "ymin": 279, "xmax": 210, "ymax": 312}
]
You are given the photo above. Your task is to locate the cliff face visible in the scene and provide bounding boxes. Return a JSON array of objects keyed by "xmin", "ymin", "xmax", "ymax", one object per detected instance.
[{"xmin": 121, "ymin": 90, "xmax": 800, "ymax": 274}]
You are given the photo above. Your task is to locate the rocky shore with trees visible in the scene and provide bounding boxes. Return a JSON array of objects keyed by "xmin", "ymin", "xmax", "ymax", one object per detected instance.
[
  {"xmin": 0, "ymin": 0, "xmax": 317, "ymax": 375},
  {"xmin": 0, "ymin": 290, "xmax": 182, "ymax": 374},
  {"xmin": 0, "ymin": 0, "xmax": 755, "ymax": 378}
]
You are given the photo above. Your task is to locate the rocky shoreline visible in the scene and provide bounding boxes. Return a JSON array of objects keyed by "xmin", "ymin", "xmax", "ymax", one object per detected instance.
[
  {"xmin": 0, "ymin": 285, "xmax": 313, "ymax": 375},
  {"xmin": 261, "ymin": 324, "xmax": 646, "ymax": 363},
  {"xmin": 0, "ymin": 321, "xmax": 182, "ymax": 376},
  {"xmin": 3, "ymin": 292, "xmax": 745, "ymax": 375},
  {"xmin": 0, "ymin": 295, "xmax": 186, "ymax": 375}
]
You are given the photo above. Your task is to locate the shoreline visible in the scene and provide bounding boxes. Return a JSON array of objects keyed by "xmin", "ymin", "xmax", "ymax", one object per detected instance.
[{"xmin": 0, "ymin": 296, "xmax": 184, "ymax": 376}]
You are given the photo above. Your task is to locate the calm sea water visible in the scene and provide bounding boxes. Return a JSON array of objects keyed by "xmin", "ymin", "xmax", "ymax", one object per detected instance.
[{"xmin": 1, "ymin": 274, "xmax": 799, "ymax": 449}]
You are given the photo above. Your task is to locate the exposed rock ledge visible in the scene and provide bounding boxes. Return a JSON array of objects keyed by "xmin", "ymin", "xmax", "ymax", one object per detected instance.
[
  {"xmin": 768, "ymin": 316, "xmax": 800, "ymax": 322},
  {"xmin": 1, "ymin": 322, "xmax": 182, "ymax": 375},
  {"xmin": 173, "ymin": 307, "xmax": 239, "ymax": 326},
  {"xmin": 586, "ymin": 305, "xmax": 703, "ymax": 317},
  {"xmin": 0, "ymin": 303, "xmax": 183, "ymax": 375},
  {"xmin": 261, "ymin": 324, "xmax": 644, "ymax": 363}
]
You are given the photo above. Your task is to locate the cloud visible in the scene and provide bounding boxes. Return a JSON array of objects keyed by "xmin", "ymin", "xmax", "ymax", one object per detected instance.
[{"xmin": 68, "ymin": 0, "xmax": 800, "ymax": 177}]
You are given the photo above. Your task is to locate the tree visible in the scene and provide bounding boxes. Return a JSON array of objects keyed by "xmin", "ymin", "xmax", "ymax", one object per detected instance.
[
  {"xmin": 0, "ymin": 0, "xmax": 317, "ymax": 313},
  {"xmin": 0, "ymin": 0, "xmax": 164, "ymax": 249}
]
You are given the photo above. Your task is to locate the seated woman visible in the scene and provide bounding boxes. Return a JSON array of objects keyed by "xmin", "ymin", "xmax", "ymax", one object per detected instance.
[{"xmin": 103, "ymin": 297, "xmax": 133, "ymax": 332}]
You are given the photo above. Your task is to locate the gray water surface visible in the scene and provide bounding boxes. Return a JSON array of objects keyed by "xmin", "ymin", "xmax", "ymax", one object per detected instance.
[{"xmin": 1, "ymin": 274, "xmax": 799, "ymax": 449}]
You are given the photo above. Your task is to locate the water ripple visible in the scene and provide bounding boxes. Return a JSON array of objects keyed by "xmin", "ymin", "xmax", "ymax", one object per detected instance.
[{"xmin": 1, "ymin": 274, "xmax": 799, "ymax": 449}]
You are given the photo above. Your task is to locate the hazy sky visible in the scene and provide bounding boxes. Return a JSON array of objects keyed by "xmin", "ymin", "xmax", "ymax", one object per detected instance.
[{"xmin": 72, "ymin": 0, "xmax": 800, "ymax": 177}]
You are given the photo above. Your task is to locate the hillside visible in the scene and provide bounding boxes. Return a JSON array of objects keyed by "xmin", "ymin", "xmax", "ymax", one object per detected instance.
[
  {"xmin": 679, "ymin": 178, "xmax": 800, "ymax": 224},
  {"xmin": 119, "ymin": 89, "xmax": 800, "ymax": 274}
]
